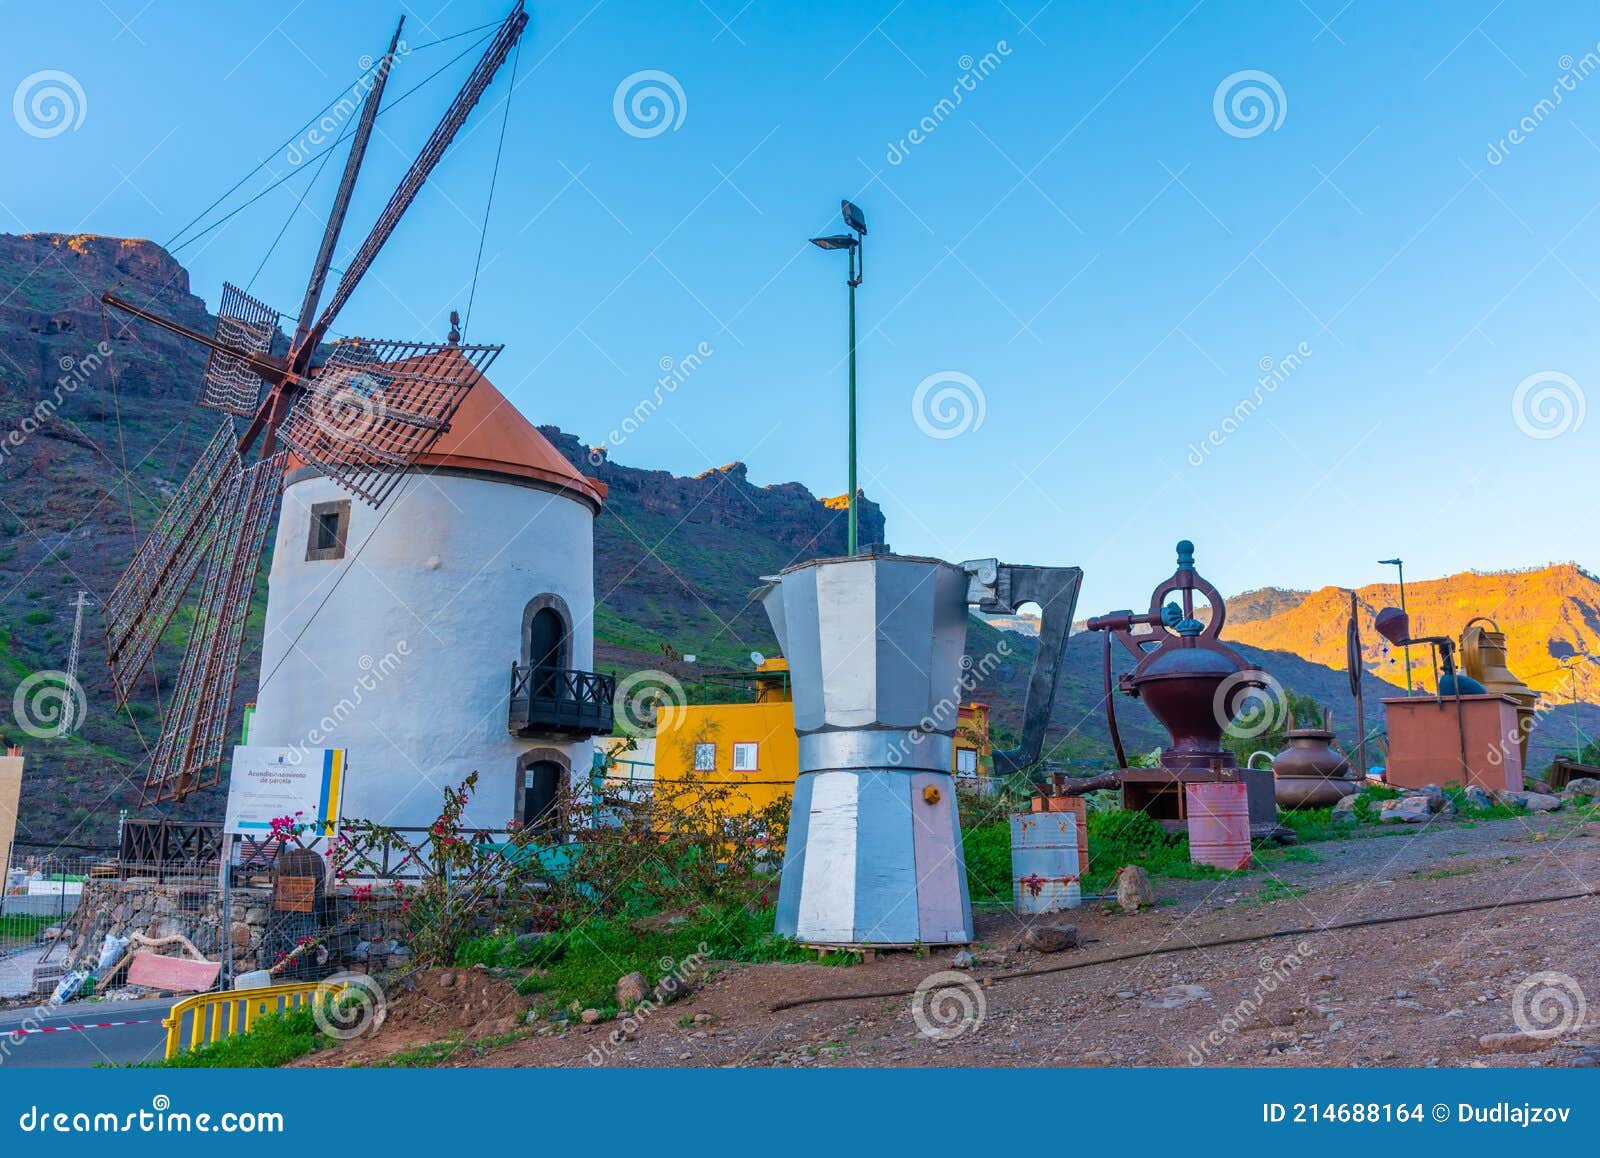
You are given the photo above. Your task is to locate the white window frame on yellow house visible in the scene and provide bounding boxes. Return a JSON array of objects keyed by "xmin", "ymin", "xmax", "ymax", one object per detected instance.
[
  {"xmin": 693, "ymin": 742, "xmax": 717, "ymax": 771},
  {"xmin": 956, "ymin": 747, "xmax": 978, "ymax": 775},
  {"xmin": 732, "ymin": 741, "xmax": 759, "ymax": 771}
]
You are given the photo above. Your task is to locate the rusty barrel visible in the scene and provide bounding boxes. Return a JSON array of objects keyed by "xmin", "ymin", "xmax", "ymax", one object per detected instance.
[
  {"xmin": 1010, "ymin": 812, "xmax": 1082, "ymax": 914},
  {"xmin": 1032, "ymin": 792, "xmax": 1090, "ymax": 875},
  {"xmin": 1184, "ymin": 781, "xmax": 1252, "ymax": 870}
]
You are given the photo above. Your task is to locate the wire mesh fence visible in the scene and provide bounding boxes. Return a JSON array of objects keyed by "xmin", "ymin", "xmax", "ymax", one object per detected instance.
[{"xmin": 1, "ymin": 851, "xmax": 108, "ymax": 955}]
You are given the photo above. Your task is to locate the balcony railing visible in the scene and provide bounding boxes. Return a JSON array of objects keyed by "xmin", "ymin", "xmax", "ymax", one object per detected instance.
[{"xmin": 508, "ymin": 663, "xmax": 616, "ymax": 738}]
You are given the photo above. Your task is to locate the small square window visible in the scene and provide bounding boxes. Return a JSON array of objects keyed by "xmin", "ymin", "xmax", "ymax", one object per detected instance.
[
  {"xmin": 305, "ymin": 499, "xmax": 351, "ymax": 561},
  {"xmin": 956, "ymin": 748, "xmax": 978, "ymax": 775},
  {"xmin": 732, "ymin": 742, "xmax": 758, "ymax": 771},
  {"xmin": 693, "ymin": 742, "xmax": 716, "ymax": 771}
]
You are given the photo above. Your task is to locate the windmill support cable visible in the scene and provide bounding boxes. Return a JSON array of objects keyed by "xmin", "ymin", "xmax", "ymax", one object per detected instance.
[
  {"xmin": 462, "ymin": 37, "xmax": 520, "ymax": 339},
  {"xmin": 164, "ymin": 74, "xmax": 401, "ymax": 255},
  {"xmin": 166, "ymin": 29, "xmax": 497, "ymax": 262},
  {"xmin": 768, "ymin": 888, "xmax": 1600, "ymax": 1013},
  {"xmin": 247, "ymin": 116, "xmax": 352, "ymax": 292}
]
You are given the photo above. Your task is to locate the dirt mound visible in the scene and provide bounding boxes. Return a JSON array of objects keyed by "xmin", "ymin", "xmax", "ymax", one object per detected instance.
[
  {"xmin": 294, "ymin": 966, "xmax": 528, "ymax": 1066},
  {"xmin": 386, "ymin": 967, "xmax": 527, "ymax": 1036}
]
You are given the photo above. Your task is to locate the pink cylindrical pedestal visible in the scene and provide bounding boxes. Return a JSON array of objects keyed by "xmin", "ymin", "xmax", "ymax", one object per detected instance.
[{"xmin": 1185, "ymin": 781, "xmax": 1252, "ymax": 870}]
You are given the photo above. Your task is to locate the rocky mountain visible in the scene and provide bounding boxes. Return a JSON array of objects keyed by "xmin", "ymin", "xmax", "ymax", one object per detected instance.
[{"xmin": 1227, "ymin": 565, "xmax": 1600, "ymax": 700}]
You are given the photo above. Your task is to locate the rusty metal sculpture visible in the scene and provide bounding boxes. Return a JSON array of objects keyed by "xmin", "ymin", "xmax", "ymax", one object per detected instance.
[{"xmin": 1084, "ymin": 540, "xmax": 1279, "ymax": 835}]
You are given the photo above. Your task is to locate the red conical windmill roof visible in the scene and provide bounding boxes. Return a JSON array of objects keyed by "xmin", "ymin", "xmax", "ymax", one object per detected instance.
[{"xmin": 292, "ymin": 345, "xmax": 606, "ymax": 508}]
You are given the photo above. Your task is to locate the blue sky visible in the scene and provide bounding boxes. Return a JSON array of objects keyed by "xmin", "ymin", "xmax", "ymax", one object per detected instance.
[{"xmin": 5, "ymin": 0, "xmax": 1598, "ymax": 612}]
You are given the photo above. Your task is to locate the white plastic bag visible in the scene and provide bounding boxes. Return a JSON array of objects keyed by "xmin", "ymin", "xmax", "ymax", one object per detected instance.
[{"xmin": 96, "ymin": 932, "xmax": 130, "ymax": 973}]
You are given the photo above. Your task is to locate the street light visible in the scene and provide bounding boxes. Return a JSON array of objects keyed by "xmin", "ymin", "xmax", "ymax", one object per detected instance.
[
  {"xmin": 1378, "ymin": 557, "xmax": 1412, "ymax": 693},
  {"xmin": 811, "ymin": 198, "xmax": 867, "ymax": 555}
]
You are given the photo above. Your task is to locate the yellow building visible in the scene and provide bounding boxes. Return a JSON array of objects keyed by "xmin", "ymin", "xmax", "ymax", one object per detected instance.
[{"xmin": 627, "ymin": 659, "xmax": 993, "ymax": 814}]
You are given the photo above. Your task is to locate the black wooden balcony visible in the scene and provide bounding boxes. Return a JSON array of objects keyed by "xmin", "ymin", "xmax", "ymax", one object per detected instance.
[{"xmin": 508, "ymin": 663, "xmax": 615, "ymax": 738}]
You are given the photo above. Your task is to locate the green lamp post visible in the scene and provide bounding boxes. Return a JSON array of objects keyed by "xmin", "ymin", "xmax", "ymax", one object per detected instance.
[{"xmin": 811, "ymin": 199, "xmax": 867, "ymax": 555}]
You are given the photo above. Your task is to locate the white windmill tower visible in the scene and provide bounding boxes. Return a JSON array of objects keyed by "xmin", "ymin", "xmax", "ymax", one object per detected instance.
[{"xmin": 246, "ymin": 350, "xmax": 611, "ymax": 833}]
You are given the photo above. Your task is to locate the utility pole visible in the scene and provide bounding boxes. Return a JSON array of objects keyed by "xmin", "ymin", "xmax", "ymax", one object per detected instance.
[{"xmin": 61, "ymin": 590, "xmax": 92, "ymax": 737}]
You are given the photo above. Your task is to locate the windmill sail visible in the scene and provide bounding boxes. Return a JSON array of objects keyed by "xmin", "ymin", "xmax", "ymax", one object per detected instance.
[
  {"xmin": 141, "ymin": 451, "xmax": 286, "ymax": 804},
  {"xmin": 104, "ymin": 421, "xmax": 241, "ymax": 704},
  {"xmin": 277, "ymin": 339, "xmax": 501, "ymax": 508},
  {"xmin": 201, "ymin": 283, "xmax": 278, "ymax": 415}
]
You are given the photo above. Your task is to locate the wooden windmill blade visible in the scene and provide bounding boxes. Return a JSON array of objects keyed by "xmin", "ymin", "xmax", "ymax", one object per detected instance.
[
  {"xmin": 141, "ymin": 451, "xmax": 286, "ymax": 805},
  {"xmin": 199, "ymin": 283, "xmax": 279, "ymax": 416},
  {"xmin": 103, "ymin": 421, "xmax": 241, "ymax": 704},
  {"xmin": 276, "ymin": 338, "xmax": 503, "ymax": 507}
]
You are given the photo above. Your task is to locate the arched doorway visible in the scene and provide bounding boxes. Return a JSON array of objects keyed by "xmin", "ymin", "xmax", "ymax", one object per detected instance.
[
  {"xmin": 522, "ymin": 596, "xmax": 571, "ymax": 700},
  {"xmin": 517, "ymin": 752, "xmax": 567, "ymax": 838}
]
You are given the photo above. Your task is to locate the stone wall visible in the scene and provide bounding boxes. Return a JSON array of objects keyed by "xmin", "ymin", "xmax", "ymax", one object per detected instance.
[
  {"xmin": 65, "ymin": 880, "xmax": 273, "ymax": 973},
  {"xmin": 64, "ymin": 879, "xmax": 410, "ymax": 978}
]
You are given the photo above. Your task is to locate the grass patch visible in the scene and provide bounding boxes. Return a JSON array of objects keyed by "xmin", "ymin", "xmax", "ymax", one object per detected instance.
[
  {"xmin": 1418, "ymin": 864, "xmax": 1482, "ymax": 880},
  {"xmin": 1247, "ymin": 881, "xmax": 1311, "ymax": 905},
  {"xmin": 0, "ymin": 914, "xmax": 54, "ymax": 942},
  {"xmin": 491, "ymin": 901, "xmax": 831, "ymax": 1015},
  {"xmin": 1275, "ymin": 806, "xmax": 1346, "ymax": 842},
  {"xmin": 373, "ymin": 1030, "xmax": 527, "ymax": 1068},
  {"xmin": 152, "ymin": 1007, "xmax": 322, "ymax": 1069},
  {"xmin": 1257, "ymin": 844, "xmax": 1323, "ymax": 866}
]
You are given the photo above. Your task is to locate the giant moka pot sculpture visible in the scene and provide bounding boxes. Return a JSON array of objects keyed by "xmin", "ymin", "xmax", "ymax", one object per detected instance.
[{"xmin": 756, "ymin": 554, "xmax": 1081, "ymax": 946}]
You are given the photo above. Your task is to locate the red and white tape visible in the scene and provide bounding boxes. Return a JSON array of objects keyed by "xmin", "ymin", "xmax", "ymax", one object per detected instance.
[{"xmin": 6, "ymin": 1018, "xmax": 161, "ymax": 1038}]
